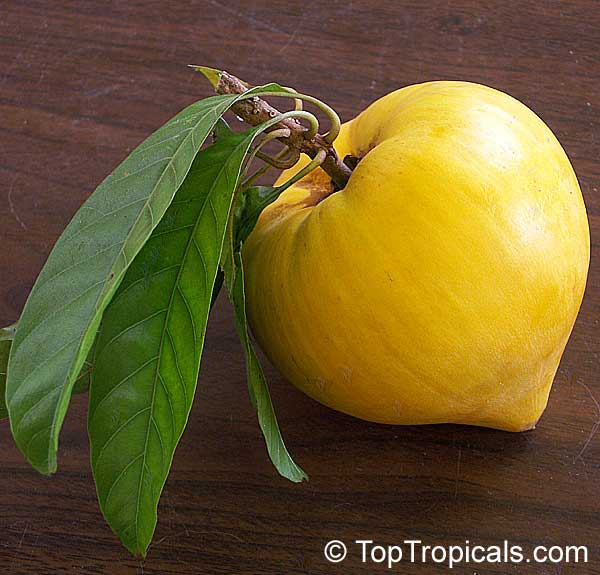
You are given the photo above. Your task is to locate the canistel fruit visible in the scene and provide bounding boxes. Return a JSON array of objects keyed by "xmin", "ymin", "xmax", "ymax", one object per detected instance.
[{"xmin": 242, "ymin": 81, "xmax": 590, "ymax": 431}]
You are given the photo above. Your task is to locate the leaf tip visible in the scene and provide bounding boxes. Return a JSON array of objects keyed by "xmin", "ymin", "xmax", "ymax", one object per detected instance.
[
  {"xmin": 121, "ymin": 534, "xmax": 149, "ymax": 558},
  {"xmin": 0, "ymin": 323, "xmax": 17, "ymax": 341},
  {"xmin": 188, "ymin": 65, "xmax": 222, "ymax": 89},
  {"xmin": 32, "ymin": 453, "xmax": 56, "ymax": 477},
  {"xmin": 292, "ymin": 469, "xmax": 309, "ymax": 483}
]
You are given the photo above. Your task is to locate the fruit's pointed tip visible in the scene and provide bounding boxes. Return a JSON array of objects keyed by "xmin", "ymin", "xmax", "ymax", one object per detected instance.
[{"xmin": 188, "ymin": 65, "xmax": 222, "ymax": 88}]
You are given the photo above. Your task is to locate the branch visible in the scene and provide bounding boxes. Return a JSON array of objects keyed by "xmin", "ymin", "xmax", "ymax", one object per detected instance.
[{"xmin": 214, "ymin": 71, "xmax": 352, "ymax": 190}]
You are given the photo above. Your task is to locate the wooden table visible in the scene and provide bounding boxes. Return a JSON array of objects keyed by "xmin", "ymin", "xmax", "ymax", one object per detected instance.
[{"xmin": 1, "ymin": 1, "xmax": 598, "ymax": 573}]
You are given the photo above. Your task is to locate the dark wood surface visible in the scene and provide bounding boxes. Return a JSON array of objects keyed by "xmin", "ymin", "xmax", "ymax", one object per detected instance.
[{"xmin": 1, "ymin": 1, "xmax": 599, "ymax": 573}]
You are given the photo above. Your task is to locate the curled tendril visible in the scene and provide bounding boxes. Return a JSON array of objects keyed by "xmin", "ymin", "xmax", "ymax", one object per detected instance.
[
  {"xmin": 237, "ymin": 149, "xmax": 328, "ymax": 241},
  {"xmin": 274, "ymin": 148, "xmax": 327, "ymax": 193},
  {"xmin": 243, "ymin": 127, "xmax": 290, "ymax": 173},
  {"xmin": 255, "ymin": 149, "xmax": 300, "ymax": 169},
  {"xmin": 240, "ymin": 108, "xmax": 318, "ymax": 179},
  {"xmin": 241, "ymin": 147, "xmax": 297, "ymax": 189},
  {"xmin": 254, "ymin": 90, "xmax": 342, "ymax": 145},
  {"xmin": 283, "ymin": 86, "xmax": 303, "ymax": 112},
  {"xmin": 277, "ymin": 108, "xmax": 320, "ymax": 140},
  {"xmin": 238, "ymin": 108, "xmax": 330, "ymax": 197},
  {"xmin": 233, "ymin": 109, "xmax": 317, "ymax": 195}
]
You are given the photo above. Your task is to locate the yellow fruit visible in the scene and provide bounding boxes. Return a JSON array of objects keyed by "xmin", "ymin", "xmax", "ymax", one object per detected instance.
[{"xmin": 242, "ymin": 81, "xmax": 589, "ymax": 431}]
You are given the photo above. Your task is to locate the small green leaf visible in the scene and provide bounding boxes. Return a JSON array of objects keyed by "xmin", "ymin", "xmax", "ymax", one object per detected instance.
[
  {"xmin": 234, "ymin": 185, "xmax": 280, "ymax": 246},
  {"xmin": 88, "ymin": 128, "xmax": 265, "ymax": 556},
  {"xmin": 212, "ymin": 117, "xmax": 233, "ymax": 143},
  {"xmin": 189, "ymin": 65, "xmax": 222, "ymax": 88},
  {"xmin": 6, "ymin": 85, "xmax": 280, "ymax": 474},
  {"xmin": 223, "ymin": 251, "xmax": 307, "ymax": 483}
]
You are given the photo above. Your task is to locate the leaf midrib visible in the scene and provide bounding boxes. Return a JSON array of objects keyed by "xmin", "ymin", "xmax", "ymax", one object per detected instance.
[
  {"xmin": 130, "ymin": 135, "xmax": 251, "ymax": 551},
  {"xmin": 47, "ymin": 99, "xmax": 237, "ymax": 471}
]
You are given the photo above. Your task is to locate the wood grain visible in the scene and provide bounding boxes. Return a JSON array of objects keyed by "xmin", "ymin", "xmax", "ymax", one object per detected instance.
[{"xmin": 0, "ymin": 1, "xmax": 598, "ymax": 573}]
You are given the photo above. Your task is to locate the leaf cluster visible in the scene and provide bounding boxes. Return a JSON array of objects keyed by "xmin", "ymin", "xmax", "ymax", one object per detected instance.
[{"xmin": 1, "ymin": 78, "xmax": 307, "ymax": 556}]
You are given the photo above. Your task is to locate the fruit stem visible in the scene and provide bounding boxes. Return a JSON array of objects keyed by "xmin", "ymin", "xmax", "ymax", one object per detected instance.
[{"xmin": 214, "ymin": 71, "xmax": 352, "ymax": 190}]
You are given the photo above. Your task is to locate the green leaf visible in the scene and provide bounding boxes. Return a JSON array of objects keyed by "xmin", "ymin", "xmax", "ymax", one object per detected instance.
[
  {"xmin": 234, "ymin": 185, "xmax": 280, "ymax": 246},
  {"xmin": 223, "ymin": 250, "xmax": 307, "ymax": 483},
  {"xmin": 0, "ymin": 325, "xmax": 16, "ymax": 421},
  {"xmin": 72, "ymin": 338, "xmax": 96, "ymax": 395},
  {"xmin": 0, "ymin": 341, "xmax": 9, "ymax": 421},
  {"xmin": 212, "ymin": 117, "xmax": 232, "ymax": 142},
  {"xmin": 0, "ymin": 324, "xmax": 17, "ymax": 342},
  {"xmin": 190, "ymin": 65, "xmax": 222, "ymax": 88},
  {"xmin": 206, "ymin": 116, "xmax": 232, "ymax": 309},
  {"xmin": 6, "ymin": 85, "xmax": 279, "ymax": 474},
  {"xmin": 1, "ymin": 324, "xmax": 96, "ymax": 421},
  {"xmin": 88, "ymin": 128, "xmax": 264, "ymax": 556}
]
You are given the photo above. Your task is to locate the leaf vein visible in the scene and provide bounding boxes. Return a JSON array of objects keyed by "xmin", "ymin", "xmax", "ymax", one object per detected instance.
[
  {"xmin": 175, "ymin": 285, "xmax": 197, "ymax": 353},
  {"xmin": 94, "ymin": 308, "xmax": 169, "ymax": 362},
  {"xmin": 106, "ymin": 155, "xmax": 174, "ymax": 187},
  {"xmin": 92, "ymin": 407, "xmax": 152, "ymax": 470},
  {"xmin": 109, "ymin": 264, "xmax": 181, "ymax": 307},
  {"xmin": 13, "ymin": 278, "xmax": 106, "ymax": 355},
  {"xmin": 164, "ymin": 329, "xmax": 188, "ymax": 408},
  {"xmin": 88, "ymin": 355, "xmax": 160, "ymax": 425},
  {"xmin": 101, "ymin": 453, "xmax": 144, "ymax": 509},
  {"xmin": 157, "ymin": 373, "xmax": 176, "ymax": 440}
]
